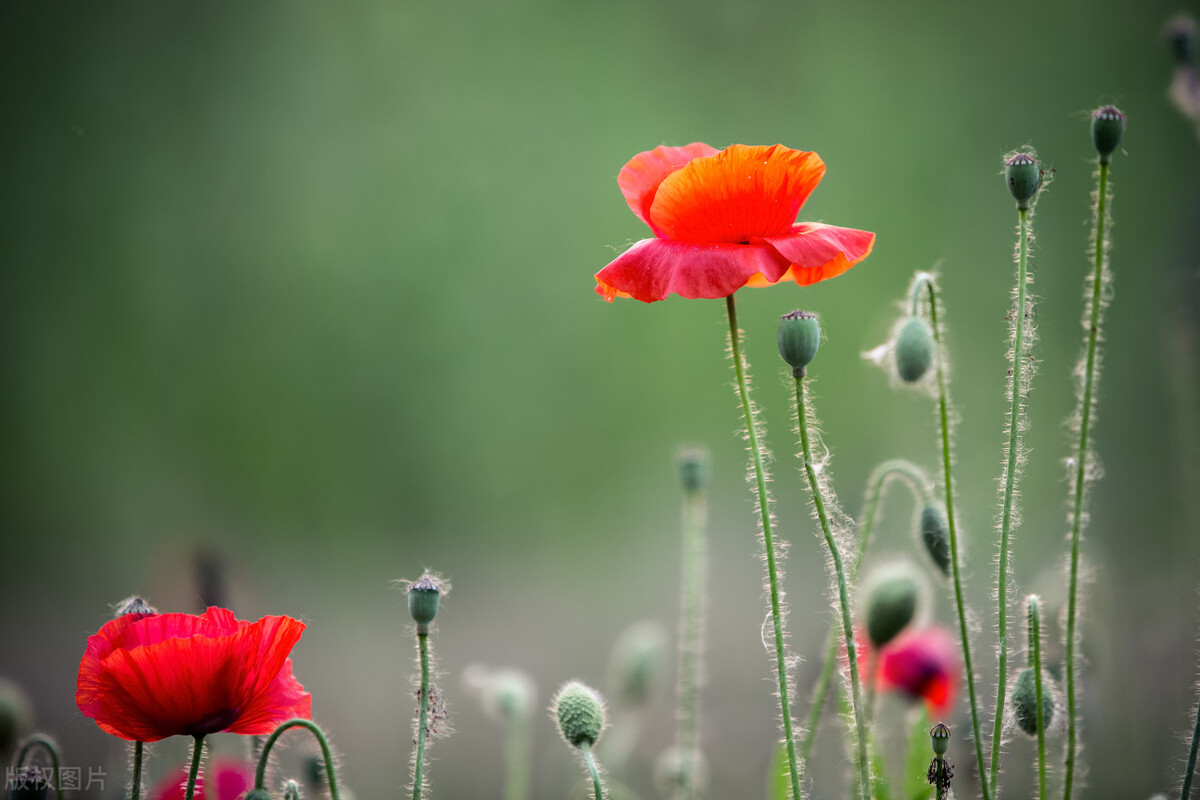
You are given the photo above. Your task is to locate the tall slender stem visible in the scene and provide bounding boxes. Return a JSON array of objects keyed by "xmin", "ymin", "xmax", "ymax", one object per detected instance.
[
  {"xmin": 130, "ymin": 741, "xmax": 144, "ymax": 800},
  {"xmin": 1182, "ymin": 688, "xmax": 1200, "ymax": 800},
  {"xmin": 414, "ymin": 631, "xmax": 432, "ymax": 800},
  {"xmin": 504, "ymin": 715, "xmax": 530, "ymax": 800},
  {"xmin": 917, "ymin": 273, "xmax": 991, "ymax": 800},
  {"xmin": 254, "ymin": 719, "xmax": 343, "ymax": 800},
  {"xmin": 1064, "ymin": 159, "xmax": 1109, "ymax": 800},
  {"xmin": 1029, "ymin": 597, "xmax": 1047, "ymax": 800},
  {"xmin": 793, "ymin": 374, "xmax": 869, "ymax": 800},
  {"xmin": 724, "ymin": 295, "xmax": 802, "ymax": 800},
  {"xmin": 799, "ymin": 459, "xmax": 930, "ymax": 763},
  {"xmin": 184, "ymin": 736, "xmax": 205, "ymax": 800},
  {"xmin": 580, "ymin": 742, "xmax": 605, "ymax": 800},
  {"xmin": 676, "ymin": 476, "xmax": 707, "ymax": 800},
  {"xmin": 990, "ymin": 207, "xmax": 1031, "ymax": 795}
]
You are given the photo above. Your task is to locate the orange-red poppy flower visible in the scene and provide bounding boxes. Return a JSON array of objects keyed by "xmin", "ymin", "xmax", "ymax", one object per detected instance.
[
  {"xmin": 76, "ymin": 607, "xmax": 311, "ymax": 742},
  {"xmin": 595, "ymin": 143, "xmax": 875, "ymax": 302},
  {"xmin": 876, "ymin": 625, "xmax": 960, "ymax": 715}
]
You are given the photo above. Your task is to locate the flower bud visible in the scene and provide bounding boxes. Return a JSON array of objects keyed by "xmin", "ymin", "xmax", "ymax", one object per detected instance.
[
  {"xmin": 407, "ymin": 573, "xmax": 441, "ymax": 632},
  {"xmin": 677, "ymin": 447, "xmax": 710, "ymax": 493},
  {"xmin": 609, "ymin": 621, "xmax": 667, "ymax": 708},
  {"xmin": 1005, "ymin": 153, "xmax": 1041, "ymax": 210},
  {"xmin": 918, "ymin": 504, "xmax": 952, "ymax": 577},
  {"xmin": 929, "ymin": 721, "xmax": 951, "ymax": 757},
  {"xmin": 894, "ymin": 316, "xmax": 935, "ymax": 383},
  {"xmin": 1165, "ymin": 14, "xmax": 1198, "ymax": 64},
  {"xmin": 1011, "ymin": 667, "xmax": 1054, "ymax": 736},
  {"xmin": 552, "ymin": 681, "xmax": 606, "ymax": 748},
  {"xmin": 6, "ymin": 767, "xmax": 49, "ymax": 800},
  {"xmin": 864, "ymin": 564, "xmax": 923, "ymax": 648},
  {"xmin": 777, "ymin": 310, "xmax": 821, "ymax": 378},
  {"xmin": 113, "ymin": 595, "xmax": 158, "ymax": 618},
  {"xmin": 1091, "ymin": 106, "xmax": 1125, "ymax": 164}
]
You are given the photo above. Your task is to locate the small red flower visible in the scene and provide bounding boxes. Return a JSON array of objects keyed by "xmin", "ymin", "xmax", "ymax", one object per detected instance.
[
  {"xmin": 595, "ymin": 143, "xmax": 875, "ymax": 302},
  {"xmin": 876, "ymin": 626, "xmax": 960, "ymax": 715},
  {"xmin": 149, "ymin": 760, "xmax": 253, "ymax": 800},
  {"xmin": 76, "ymin": 607, "xmax": 311, "ymax": 742}
]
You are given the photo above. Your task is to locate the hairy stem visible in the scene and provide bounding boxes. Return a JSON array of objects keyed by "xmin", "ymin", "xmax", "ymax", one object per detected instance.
[
  {"xmin": 413, "ymin": 632, "xmax": 432, "ymax": 800},
  {"xmin": 1029, "ymin": 597, "xmax": 1047, "ymax": 800},
  {"xmin": 184, "ymin": 737, "xmax": 205, "ymax": 800},
  {"xmin": 676, "ymin": 481, "xmax": 707, "ymax": 799},
  {"xmin": 255, "ymin": 719, "xmax": 343, "ymax": 800},
  {"xmin": 581, "ymin": 742, "xmax": 605, "ymax": 800}
]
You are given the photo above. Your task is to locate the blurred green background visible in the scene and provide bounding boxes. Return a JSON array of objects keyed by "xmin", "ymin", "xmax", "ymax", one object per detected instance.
[{"xmin": 2, "ymin": 1, "xmax": 1198, "ymax": 798}]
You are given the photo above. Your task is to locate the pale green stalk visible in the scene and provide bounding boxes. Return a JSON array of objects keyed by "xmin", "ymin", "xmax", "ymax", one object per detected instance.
[
  {"xmin": 1028, "ymin": 597, "xmax": 1047, "ymax": 800},
  {"xmin": 675, "ymin": 475, "xmax": 707, "ymax": 800},
  {"xmin": 413, "ymin": 631, "xmax": 432, "ymax": 800},
  {"xmin": 580, "ymin": 742, "xmax": 605, "ymax": 800}
]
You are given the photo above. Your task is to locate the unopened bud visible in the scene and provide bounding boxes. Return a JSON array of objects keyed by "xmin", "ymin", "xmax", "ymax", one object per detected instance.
[
  {"xmin": 777, "ymin": 310, "xmax": 821, "ymax": 378},
  {"xmin": 929, "ymin": 721, "xmax": 951, "ymax": 756},
  {"xmin": 1011, "ymin": 667, "xmax": 1054, "ymax": 736},
  {"xmin": 552, "ymin": 681, "xmax": 606, "ymax": 748},
  {"xmin": 1005, "ymin": 153, "xmax": 1041, "ymax": 210},
  {"xmin": 918, "ymin": 504, "xmax": 952, "ymax": 577},
  {"xmin": 1091, "ymin": 106, "xmax": 1126, "ymax": 164},
  {"xmin": 407, "ymin": 573, "xmax": 441, "ymax": 632},
  {"xmin": 894, "ymin": 316, "xmax": 935, "ymax": 382},
  {"xmin": 864, "ymin": 565, "xmax": 923, "ymax": 648},
  {"xmin": 677, "ymin": 448, "xmax": 710, "ymax": 493}
]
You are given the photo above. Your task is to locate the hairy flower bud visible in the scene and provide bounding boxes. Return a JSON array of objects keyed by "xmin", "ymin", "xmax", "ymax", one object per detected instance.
[
  {"xmin": 894, "ymin": 316, "xmax": 935, "ymax": 383},
  {"xmin": 1011, "ymin": 667, "xmax": 1054, "ymax": 736},
  {"xmin": 864, "ymin": 565, "xmax": 923, "ymax": 648},
  {"xmin": 918, "ymin": 504, "xmax": 952, "ymax": 577},
  {"xmin": 552, "ymin": 681, "xmax": 606, "ymax": 748}
]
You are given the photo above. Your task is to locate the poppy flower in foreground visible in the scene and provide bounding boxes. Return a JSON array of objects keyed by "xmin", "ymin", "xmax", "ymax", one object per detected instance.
[
  {"xmin": 76, "ymin": 607, "xmax": 311, "ymax": 742},
  {"xmin": 595, "ymin": 143, "xmax": 875, "ymax": 302},
  {"xmin": 876, "ymin": 625, "xmax": 960, "ymax": 715}
]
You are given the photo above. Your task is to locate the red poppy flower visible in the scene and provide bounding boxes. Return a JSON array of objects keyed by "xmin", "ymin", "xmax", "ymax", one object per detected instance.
[
  {"xmin": 595, "ymin": 143, "xmax": 875, "ymax": 302},
  {"xmin": 876, "ymin": 626, "xmax": 960, "ymax": 715},
  {"xmin": 76, "ymin": 607, "xmax": 311, "ymax": 742},
  {"xmin": 149, "ymin": 760, "xmax": 253, "ymax": 800}
]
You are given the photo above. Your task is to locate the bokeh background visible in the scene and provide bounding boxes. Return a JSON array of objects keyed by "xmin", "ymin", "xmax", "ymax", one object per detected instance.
[{"xmin": 3, "ymin": 1, "xmax": 1198, "ymax": 798}]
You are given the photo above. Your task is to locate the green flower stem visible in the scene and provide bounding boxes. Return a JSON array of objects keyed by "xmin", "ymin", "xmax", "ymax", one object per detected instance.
[
  {"xmin": 793, "ymin": 373, "xmax": 869, "ymax": 800},
  {"xmin": 676, "ymin": 481, "xmax": 707, "ymax": 800},
  {"xmin": 991, "ymin": 206, "xmax": 1032, "ymax": 796},
  {"xmin": 915, "ymin": 272, "xmax": 991, "ymax": 800},
  {"xmin": 131, "ymin": 741, "xmax": 144, "ymax": 800},
  {"xmin": 414, "ymin": 631, "xmax": 432, "ymax": 800},
  {"xmin": 254, "ymin": 719, "xmax": 343, "ymax": 800},
  {"xmin": 1064, "ymin": 159, "xmax": 1110, "ymax": 800},
  {"xmin": 580, "ymin": 741, "xmax": 605, "ymax": 800},
  {"xmin": 184, "ymin": 736, "xmax": 205, "ymax": 800},
  {"xmin": 1028, "ymin": 597, "xmax": 1048, "ymax": 800},
  {"xmin": 1182, "ymin": 686, "xmax": 1200, "ymax": 800},
  {"xmin": 504, "ymin": 715, "xmax": 531, "ymax": 800},
  {"xmin": 14, "ymin": 734, "xmax": 65, "ymax": 800},
  {"xmin": 799, "ymin": 459, "xmax": 930, "ymax": 763},
  {"xmin": 724, "ymin": 295, "xmax": 802, "ymax": 800}
]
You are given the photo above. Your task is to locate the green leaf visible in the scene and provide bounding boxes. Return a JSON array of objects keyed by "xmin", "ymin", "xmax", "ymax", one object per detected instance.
[{"xmin": 767, "ymin": 742, "xmax": 790, "ymax": 800}]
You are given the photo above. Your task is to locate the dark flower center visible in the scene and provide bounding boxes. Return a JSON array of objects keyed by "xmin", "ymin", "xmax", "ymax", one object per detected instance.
[{"xmin": 188, "ymin": 707, "xmax": 239, "ymax": 736}]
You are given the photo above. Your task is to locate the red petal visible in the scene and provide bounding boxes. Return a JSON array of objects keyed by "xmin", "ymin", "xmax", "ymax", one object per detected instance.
[
  {"xmin": 760, "ymin": 223, "xmax": 876, "ymax": 287},
  {"xmin": 649, "ymin": 145, "xmax": 825, "ymax": 243},
  {"xmin": 227, "ymin": 657, "xmax": 312, "ymax": 734},
  {"xmin": 877, "ymin": 627, "xmax": 959, "ymax": 715},
  {"xmin": 618, "ymin": 143, "xmax": 719, "ymax": 233},
  {"xmin": 595, "ymin": 238, "xmax": 791, "ymax": 302}
]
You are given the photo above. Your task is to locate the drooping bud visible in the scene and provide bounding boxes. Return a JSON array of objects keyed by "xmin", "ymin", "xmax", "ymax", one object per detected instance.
[
  {"xmin": 113, "ymin": 595, "xmax": 158, "ymax": 618},
  {"xmin": 552, "ymin": 681, "xmax": 606, "ymax": 748},
  {"xmin": 676, "ymin": 447, "xmax": 710, "ymax": 493},
  {"xmin": 6, "ymin": 767, "xmax": 50, "ymax": 800},
  {"xmin": 777, "ymin": 310, "xmax": 821, "ymax": 378},
  {"xmin": 929, "ymin": 721, "xmax": 951, "ymax": 756},
  {"xmin": 894, "ymin": 316, "xmax": 935, "ymax": 382},
  {"xmin": 608, "ymin": 621, "xmax": 667, "ymax": 708},
  {"xmin": 918, "ymin": 504, "xmax": 952, "ymax": 577},
  {"xmin": 1005, "ymin": 153, "xmax": 1041, "ymax": 210},
  {"xmin": 1091, "ymin": 106, "xmax": 1126, "ymax": 164},
  {"xmin": 1011, "ymin": 667, "xmax": 1054, "ymax": 736},
  {"xmin": 407, "ymin": 573, "xmax": 442, "ymax": 633},
  {"xmin": 864, "ymin": 563, "xmax": 924, "ymax": 648}
]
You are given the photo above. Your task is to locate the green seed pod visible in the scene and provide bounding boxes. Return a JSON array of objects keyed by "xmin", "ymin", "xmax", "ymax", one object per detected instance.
[
  {"xmin": 407, "ymin": 573, "xmax": 441, "ymax": 631},
  {"xmin": 1011, "ymin": 667, "xmax": 1054, "ymax": 736},
  {"xmin": 6, "ymin": 766, "xmax": 49, "ymax": 800},
  {"xmin": 677, "ymin": 447, "xmax": 710, "ymax": 493},
  {"xmin": 1005, "ymin": 153, "xmax": 1041, "ymax": 210},
  {"xmin": 777, "ymin": 310, "xmax": 821, "ymax": 378},
  {"xmin": 894, "ymin": 316, "xmax": 935, "ymax": 382},
  {"xmin": 865, "ymin": 567, "xmax": 921, "ymax": 648},
  {"xmin": 552, "ymin": 681, "xmax": 606, "ymax": 748},
  {"xmin": 1091, "ymin": 106, "xmax": 1126, "ymax": 164},
  {"xmin": 918, "ymin": 504, "xmax": 952, "ymax": 577},
  {"xmin": 929, "ymin": 721, "xmax": 951, "ymax": 757},
  {"xmin": 113, "ymin": 595, "xmax": 158, "ymax": 617},
  {"xmin": 1165, "ymin": 14, "xmax": 1197, "ymax": 64}
]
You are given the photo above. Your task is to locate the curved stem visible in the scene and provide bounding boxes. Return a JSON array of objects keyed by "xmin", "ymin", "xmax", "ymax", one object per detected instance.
[
  {"xmin": 1064, "ymin": 159, "xmax": 1109, "ymax": 800},
  {"xmin": 1028, "ymin": 598, "xmax": 1047, "ymax": 800},
  {"xmin": 922, "ymin": 275, "xmax": 991, "ymax": 800},
  {"xmin": 14, "ymin": 735, "xmax": 64, "ymax": 800},
  {"xmin": 724, "ymin": 295, "xmax": 802, "ymax": 800},
  {"xmin": 254, "ymin": 719, "xmax": 343, "ymax": 800},
  {"xmin": 580, "ymin": 742, "xmax": 605, "ymax": 800},
  {"xmin": 184, "ymin": 736, "xmax": 205, "ymax": 800},
  {"xmin": 799, "ymin": 458, "xmax": 930, "ymax": 762},
  {"xmin": 413, "ymin": 632, "xmax": 432, "ymax": 800},
  {"xmin": 794, "ymin": 374, "xmax": 869, "ymax": 800},
  {"xmin": 991, "ymin": 206, "xmax": 1031, "ymax": 795},
  {"xmin": 131, "ymin": 741, "xmax": 144, "ymax": 800}
]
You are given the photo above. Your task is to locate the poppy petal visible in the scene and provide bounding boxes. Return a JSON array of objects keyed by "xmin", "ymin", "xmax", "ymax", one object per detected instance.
[
  {"xmin": 227, "ymin": 657, "xmax": 312, "ymax": 734},
  {"xmin": 618, "ymin": 143, "xmax": 719, "ymax": 233},
  {"xmin": 759, "ymin": 223, "xmax": 876, "ymax": 286},
  {"xmin": 649, "ymin": 145, "xmax": 826, "ymax": 243},
  {"xmin": 595, "ymin": 237, "xmax": 792, "ymax": 302}
]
